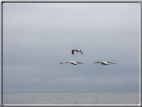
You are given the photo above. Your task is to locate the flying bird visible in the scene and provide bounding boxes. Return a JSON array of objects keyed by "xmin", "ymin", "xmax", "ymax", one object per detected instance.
[
  {"xmin": 94, "ymin": 61, "xmax": 115, "ymax": 65},
  {"xmin": 60, "ymin": 61, "xmax": 83, "ymax": 65},
  {"xmin": 72, "ymin": 49, "xmax": 83, "ymax": 55}
]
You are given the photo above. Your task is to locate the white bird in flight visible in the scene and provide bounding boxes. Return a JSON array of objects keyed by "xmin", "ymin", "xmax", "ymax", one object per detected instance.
[
  {"xmin": 71, "ymin": 49, "xmax": 83, "ymax": 55},
  {"xmin": 94, "ymin": 61, "xmax": 115, "ymax": 65},
  {"xmin": 60, "ymin": 61, "xmax": 83, "ymax": 65}
]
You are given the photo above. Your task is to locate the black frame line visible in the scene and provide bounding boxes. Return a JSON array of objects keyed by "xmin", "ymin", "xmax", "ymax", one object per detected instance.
[{"xmin": 1, "ymin": 0, "xmax": 141, "ymax": 107}]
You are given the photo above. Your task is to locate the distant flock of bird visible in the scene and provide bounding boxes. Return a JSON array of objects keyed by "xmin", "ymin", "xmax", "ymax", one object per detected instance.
[{"xmin": 60, "ymin": 49, "xmax": 115, "ymax": 65}]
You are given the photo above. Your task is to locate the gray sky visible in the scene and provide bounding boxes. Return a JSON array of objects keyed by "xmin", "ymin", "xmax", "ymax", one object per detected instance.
[{"xmin": 3, "ymin": 3, "xmax": 140, "ymax": 92}]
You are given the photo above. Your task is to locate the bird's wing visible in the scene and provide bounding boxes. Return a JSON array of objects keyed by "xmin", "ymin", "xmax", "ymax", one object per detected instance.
[
  {"xmin": 110, "ymin": 62, "xmax": 116, "ymax": 64},
  {"xmin": 94, "ymin": 61, "xmax": 99, "ymax": 64},
  {"xmin": 60, "ymin": 62, "xmax": 66, "ymax": 64},
  {"xmin": 72, "ymin": 50, "xmax": 74, "ymax": 55},
  {"xmin": 76, "ymin": 62, "xmax": 83, "ymax": 64},
  {"xmin": 80, "ymin": 50, "xmax": 83, "ymax": 54},
  {"xmin": 107, "ymin": 62, "xmax": 115, "ymax": 64}
]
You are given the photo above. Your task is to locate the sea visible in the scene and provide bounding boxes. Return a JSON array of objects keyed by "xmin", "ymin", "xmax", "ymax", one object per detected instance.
[{"xmin": 3, "ymin": 92, "xmax": 140, "ymax": 105}]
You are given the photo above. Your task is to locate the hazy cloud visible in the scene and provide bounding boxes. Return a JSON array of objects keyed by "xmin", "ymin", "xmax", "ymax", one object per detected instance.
[{"xmin": 3, "ymin": 3, "xmax": 139, "ymax": 92}]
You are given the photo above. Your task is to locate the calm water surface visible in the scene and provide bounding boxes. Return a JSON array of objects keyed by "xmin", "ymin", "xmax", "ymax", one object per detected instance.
[{"xmin": 3, "ymin": 92, "xmax": 139, "ymax": 104}]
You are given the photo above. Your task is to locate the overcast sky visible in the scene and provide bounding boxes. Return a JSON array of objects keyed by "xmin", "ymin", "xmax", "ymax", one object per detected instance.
[{"xmin": 3, "ymin": 3, "xmax": 140, "ymax": 92}]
